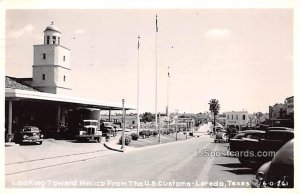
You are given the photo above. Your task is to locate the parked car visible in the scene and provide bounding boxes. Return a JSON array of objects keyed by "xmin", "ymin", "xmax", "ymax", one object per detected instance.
[
  {"xmin": 231, "ymin": 128, "xmax": 293, "ymax": 167},
  {"xmin": 229, "ymin": 130, "xmax": 266, "ymax": 151},
  {"xmin": 14, "ymin": 126, "xmax": 43, "ymax": 145},
  {"xmin": 214, "ymin": 129, "xmax": 228, "ymax": 143},
  {"xmin": 251, "ymin": 139, "xmax": 294, "ymax": 188},
  {"xmin": 101, "ymin": 122, "xmax": 117, "ymax": 138}
]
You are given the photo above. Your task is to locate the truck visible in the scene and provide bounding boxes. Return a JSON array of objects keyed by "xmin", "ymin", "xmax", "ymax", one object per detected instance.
[{"xmin": 77, "ymin": 120, "xmax": 102, "ymax": 142}]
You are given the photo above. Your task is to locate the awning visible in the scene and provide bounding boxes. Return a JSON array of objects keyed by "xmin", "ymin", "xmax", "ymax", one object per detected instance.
[{"xmin": 5, "ymin": 88, "xmax": 136, "ymax": 110}]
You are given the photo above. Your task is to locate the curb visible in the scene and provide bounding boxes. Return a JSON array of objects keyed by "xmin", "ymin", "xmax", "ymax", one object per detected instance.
[
  {"xmin": 5, "ymin": 142, "xmax": 19, "ymax": 147},
  {"xmin": 104, "ymin": 142, "xmax": 124, "ymax": 152}
]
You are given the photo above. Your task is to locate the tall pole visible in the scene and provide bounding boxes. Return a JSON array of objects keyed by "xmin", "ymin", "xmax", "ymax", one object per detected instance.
[
  {"xmin": 158, "ymin": 113, "xmax": 161, "ymax": 143},
  {"xmin": 155, "ymin": 14, "xmax": 158, "ymax": 135},
  {"xmin": 175, "ymin": 109, "xmax": 179, "ymax": 141},
  {"xmin": 121, "ymin": 99, "xmax": 125, "ymax": 149},
  {"xmin": 137, "ymin": 35, "xmax": 140, "ymax": 134},
  {"xmin": 167, "ymin": 66, "xmax": 170, "ymax": 131}
]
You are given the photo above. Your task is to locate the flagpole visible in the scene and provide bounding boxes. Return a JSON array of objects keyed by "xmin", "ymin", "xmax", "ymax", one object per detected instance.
[
  {"xmin": 155, "ymin": 14, "xmax": 160, "ymax": 143},
  {"xmin": 167, "ymin": 66, "xmax": 170, "ymax": 131},
  {"xmin": 137, "ymin": 35, "xmax": 140, "ymax": 134}
]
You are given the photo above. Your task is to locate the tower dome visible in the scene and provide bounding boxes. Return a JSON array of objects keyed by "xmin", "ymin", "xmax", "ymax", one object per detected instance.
[
  {"xmin": 44, "ymin": 24, "xmax": 61, "ymax": 33},
  {"xmin": 43, "ymin": 23, "xmax": 61, "ymax": 45}
]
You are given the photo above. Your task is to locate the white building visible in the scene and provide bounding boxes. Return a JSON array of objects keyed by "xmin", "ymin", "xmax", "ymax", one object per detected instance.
[
  {"xmin": 5, "ymin": 23, "xmax": 135, "ymax": 140},
  {"xmin": 32, "ymin": 24, "xmax": 71, "ymax": 94},
  {"xmin": 225, "ymin": 111, "xmax": 249, "ymax": 129}
]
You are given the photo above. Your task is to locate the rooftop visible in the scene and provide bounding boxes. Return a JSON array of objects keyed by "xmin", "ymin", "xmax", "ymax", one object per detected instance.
[{"xmin": 5, "ymin": 76, "xmax": 38, "ymax": 92}]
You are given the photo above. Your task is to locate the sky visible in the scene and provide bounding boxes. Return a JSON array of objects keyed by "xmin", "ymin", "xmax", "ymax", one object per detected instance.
[{"xmin": 5, "ymin": 9, "xmax": 293, "ymax": 114}]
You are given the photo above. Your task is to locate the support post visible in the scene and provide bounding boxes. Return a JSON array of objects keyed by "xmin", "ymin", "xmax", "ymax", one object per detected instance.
[
  {"xmin": 57, "ymin": 104, "xmax": 61, "ymax": 132},
  {"xmin": 108, "ymin": 109, "xmax": 111, "ymax": 122},
  {"xmin": 8, "ymin": 101, "xmax": 13, "ymax": 141}
]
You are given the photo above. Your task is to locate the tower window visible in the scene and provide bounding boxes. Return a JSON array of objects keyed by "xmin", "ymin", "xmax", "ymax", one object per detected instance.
[
  {"xmin": 46, "ymin": 36, "xmax": 50, "ymax": 44},
  {"xmin": 52, "ymin": 36, "xmax": 56, "ymax": 44},
  {"xmin": 63, "ymin": 56, "xmax": 65, "ymax": 61},
  {"xmin": 43, "ymin": 53, "xmax": 46, "ymax": 59},
  {"xmin": 58, "ymin": 37, "xmax": 60, "ymax": 44},
  {"xmin": 236, "ymin": 115, "xmax": 238, "ymax": 120},
  {"xmin": 42, "ymin": 74, "xmax": 46, "ymax": 80},
  {"xmin": 63, "ymin": 75, "xmax": 66, "ymax": 82}
]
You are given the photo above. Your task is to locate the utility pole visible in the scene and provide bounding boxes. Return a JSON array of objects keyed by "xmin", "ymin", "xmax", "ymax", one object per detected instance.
[
  {"xmin": 158, "ymin": 112, "xmax": 161, "ymax": 143},
  {"xmin": 155, "ymin": 14, "xmax": 158, "ymax": 134},
  {"xmin": 167, "ymin": 66, "xmax": 170, "ymax": 132},
  {"xmin": 121, "ymin": 99, "xmax": 125, "ymax": 149},
  {"xmin": 175, "ymin": 109, "xmax": 179, "ymax": 141}
]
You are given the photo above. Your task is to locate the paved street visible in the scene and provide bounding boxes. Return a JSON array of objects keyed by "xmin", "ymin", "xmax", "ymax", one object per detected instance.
[{"xmin": 5, "ymin": 133, "xmax": 255, "ymax": 188}]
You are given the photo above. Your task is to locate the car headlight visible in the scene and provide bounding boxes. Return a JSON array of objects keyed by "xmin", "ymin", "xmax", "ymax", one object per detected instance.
[
  {"xmin": 79, "ymin": 131, "xmax": 86, "ymax": 135},
  {"xmin": 23, "ymin": 135, "xmax": 28, "ymax": 139},
  {"xmin": 256, "ymin": 172, "xmax": 265, "ymax": 181},
  {"xmin": 40, "ymin": 134, "xmax": 44, "ymax": 138}
]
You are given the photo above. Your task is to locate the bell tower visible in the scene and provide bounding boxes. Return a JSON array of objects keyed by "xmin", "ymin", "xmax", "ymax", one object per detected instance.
[{"xmin": 32, "ymin": 23, "xmax": 71, "ymax": 94}]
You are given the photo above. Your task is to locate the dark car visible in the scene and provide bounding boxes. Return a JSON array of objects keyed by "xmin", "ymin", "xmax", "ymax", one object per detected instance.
[
  {"xmin": 229, "ymin": 130, "xmax": 266, "ymax": 151},
  {"xmin": 231, "ymin": 128, "xmax": 293, "ymax": 167},
  {"xmin": 214, "ymin": 129, "xmax": 228, "ymax": 143},
  {"xmin": 101, "ymin": 122, "xmax": 117, "ymax": 140},
  {"xmin": 14, "ymin": 126, "xmax": 43, "ymax": 145},
  {"xmin": 251, "ymin": 139, "xmax": 294, "ymax": 188}
]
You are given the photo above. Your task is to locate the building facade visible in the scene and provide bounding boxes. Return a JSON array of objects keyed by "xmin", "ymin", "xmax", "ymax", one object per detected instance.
[
  {"xmin": 225, "ymin": 111, "xmax": 249, "ymax": 129},
  {"xmin": 32, "ymin": 24, "xmax": 71, "ymax": 94}
]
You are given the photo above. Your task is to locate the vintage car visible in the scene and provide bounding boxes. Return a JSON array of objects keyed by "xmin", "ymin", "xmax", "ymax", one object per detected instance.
[
  {"xmin": 14, "ymin": 126, "xmax": 43, "ymax": 145},
  {"xmin": 229, "ymin": 130, "xmax": 266, "ymax": 151},
  {"xmin": 251, "ymin": 139, "xmax": 294, "ymax": 188},
  {"xmin": 231, "ymin": 128, "xmax": 293, "ymax": 167},
  {"xmin": 214, "ymin": 129, "xmax": 228, "ymax": 143},
  {"xmin": 100, "ymin": 122, "xmax": 117, "ymax": 141}
]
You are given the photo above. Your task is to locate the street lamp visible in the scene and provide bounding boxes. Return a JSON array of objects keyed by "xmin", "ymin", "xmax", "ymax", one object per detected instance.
[{"xmin": 121, "ymin": 99, "xmax": 125, "ymax": 149}]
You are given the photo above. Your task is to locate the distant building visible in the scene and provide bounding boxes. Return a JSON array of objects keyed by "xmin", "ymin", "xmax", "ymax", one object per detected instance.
[
  {"xmin": 285, "ymin": 96, "xmax": 294, "ymax": 118},
  {"xmin": 225, "ymin": 111, "xmax": 249, "ymax": 129},
  {"xmin": 101, "ymin": 114, "xmax": 140, "ymax": 129},
  {"xmin": 269, "ymin": 96, "xmax": 294, "ymax": 128}
]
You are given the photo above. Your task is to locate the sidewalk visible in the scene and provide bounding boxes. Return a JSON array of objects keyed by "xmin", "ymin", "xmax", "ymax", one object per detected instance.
[
  {"xmin": 5, "ymin": 138, "xmax": 111, "ymax": 164},
  {"xmin": 104, "ymin": 131, "xmax": 199, "ymax": 152}
]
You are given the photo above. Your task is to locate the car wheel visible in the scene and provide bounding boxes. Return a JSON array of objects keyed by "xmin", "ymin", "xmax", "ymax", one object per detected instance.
[
  {"xmin": 96, "ymin": 137, "xmax": 101, "ymax": 143},
  {"xmin": 238, "ymin": 157, "xmax": 250, "ymax": 166}
]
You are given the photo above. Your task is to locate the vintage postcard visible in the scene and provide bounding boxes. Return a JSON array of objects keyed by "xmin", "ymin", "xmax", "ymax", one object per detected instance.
[{"xmin": 1, "ymin": 0, "xmax": 299, "ymax": 194}]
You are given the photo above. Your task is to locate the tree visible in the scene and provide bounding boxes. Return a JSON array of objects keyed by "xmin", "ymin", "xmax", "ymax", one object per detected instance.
[
  {"xmin": 208, "ymin": 99, "xmax": 220, "ymax": 133},
  {"xmin": 255, "ymin": 112, "xmax": 263, "ymax": 124},
  {"xmin": 141, "ymin": 112, "xmax": 155, "ymax": 123}
]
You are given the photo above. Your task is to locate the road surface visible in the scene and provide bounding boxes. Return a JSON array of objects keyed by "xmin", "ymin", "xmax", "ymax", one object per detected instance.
[{"xmin": 5, "ymin": 134, "xmax": 255, "ymax": 188}]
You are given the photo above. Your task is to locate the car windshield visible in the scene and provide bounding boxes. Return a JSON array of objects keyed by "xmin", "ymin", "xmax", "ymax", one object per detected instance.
[
  {"xmin": 83, "ymin": 120, "xmax": 98, "ymax": 126},
  {"xmin": 23, "ymin": 127, "xmax": 39, "ymax": 132},
  {"xmin": 103, "ymin": 122, "xmax": 113, "ymax": 127}
]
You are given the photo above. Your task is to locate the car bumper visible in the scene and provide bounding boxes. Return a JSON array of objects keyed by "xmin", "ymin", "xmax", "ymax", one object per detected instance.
[
  {"xmin": 251, "ymin": 177, "xmax": 260, "ymax": 188},
  {"xmin": 22, "ymin": 138, "xmax": 42, "ymax": 142},
  {"xmin": 251, "ymin": 177, "xmax": 272, "ymax": 188}
]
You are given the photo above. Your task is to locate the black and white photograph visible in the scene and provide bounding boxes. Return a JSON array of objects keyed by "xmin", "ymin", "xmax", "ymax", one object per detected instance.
[{"xmin": 1, "ymin": 0, "xmax": 299, "ymax": 193}]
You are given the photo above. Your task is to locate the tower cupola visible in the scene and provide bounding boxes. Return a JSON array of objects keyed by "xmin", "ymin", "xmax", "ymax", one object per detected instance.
[{"xmin": 43, "ymin": 22, "xmax": 62, "ymax": 45}]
